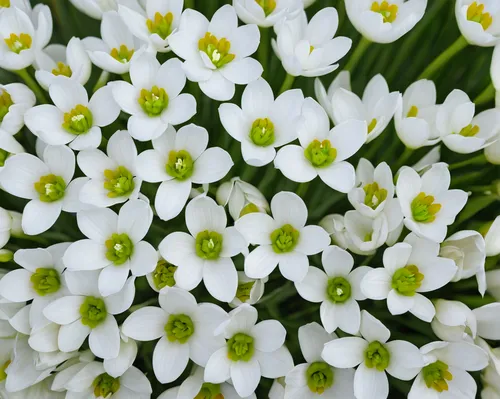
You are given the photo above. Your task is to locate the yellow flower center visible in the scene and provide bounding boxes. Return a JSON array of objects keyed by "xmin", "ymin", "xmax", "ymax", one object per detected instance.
[
  {"xmin": 0, "ymin": 0, "xmax": 10, "ymax": 7},
  {"xmin": 371, "ymin": 1, "xmax": 398, "ymax": 23},
  {"xmin": 146, "ymin": 12, "xmax": 174, "ymax": 40},
  {"xmin": 0, "ymin": 89, "xmax": 14, "ymax": 123},
  {"xmin": 467, "ymin": 2, "xmax": 492, "ymax": 30},
  {"xmin": 368, "ymin": 118, "xmax": 377, "ymax": 133},
  {"xmin": 407, "ymin": 105, "xmax": 419, "ymax": 118},
  {"xmin": 52, "ymin": 62, "xmax": 72, "ymax": 77},
  {"xmin": 110, "ymin": 44, "xmax": 135, "ymax": 63},
  {"xmin": 199, "ymin": 33, "xmax": 235, "ymax": 68},
  {"xmin": 62, "ymin": 104, "xmax": 93, "ymax": 135},
  {"xmin": 4, "ymin": 33, "xmax": 32, "ymax": 54},
  {"xmin": 411, "ymin": 192, "xmax": 441, "ymax": 223},
  {"xmin": 457, "ymin": 124, "xmax": 480, "ymax": 137},
  {"xmin": 255, "ymin": 0, "xmax": 276, "ymax": 16}
]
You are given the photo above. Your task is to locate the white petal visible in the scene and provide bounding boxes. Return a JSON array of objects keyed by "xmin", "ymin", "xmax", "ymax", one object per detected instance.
[
  {"xmin": 322, "ymin": 245, "xmax": 354, "ymax": 277},
  {"xmin": 274, "ymin": 145, "xmax": 317, "ymax": 183},
  {"xmin": 235, "ymin": 213, "xmax": 276, "ymax": 245},
  {"xmin": 298, "ymin": 322, "xmax": 334, "ymax": 363},
  {"xmin": 0, "ymin": 269, "xmax": 35, "ymax": 302},
  {"xmin": 98, "ymin": 264, "xmax": 129, "ymax": 297},
  {"xmin": 244, "ymin": 245, "xmax": 279, "ymax": 279},
  {"xmin": 257, "ymin": 345, "xmax": 294, "ymax": 378},
  {"xmin": 77, "ymin": 207, "xmax": 118, "ymax": 242},
  {"xmin": 104, "ymin": 276, "xmax": 136, "ymax": 314},
  {"xmin": 321, "ymin": 337, "xmax": 366, "ymax": 368},
  {"xmin": 117, "ymin": 199, "xmax": 153, "ymax": 242},
  {"xmin": 191, "ymin": 147, "xmax": 233, "ymax": 184},
  {"xmin": 63, "ymin": 240, "xmax": 109, "ymax": 271},
  {"xmin": 22, "ymin": 200, "xmax": 62, "ymax": 235},
  {"xmin": 295, "ymin": 225, "xmax": 330, "ymax": 255},
  {"xmin": 252, "ymin": 320, "xmax": 286, "ymax": 352},
  {"xmin": 317, "ymin": 161, "xmax": 356, "ymax": 193},
  {"xmin": 58, "ymin": 320, "xmax": 91, "ymax": 352},
  {"xmin": 230, "ymin": 357, "xmax": 261, "ymax": 397},
  {"xmin": 386, "ymin": 340, "xmax": 424, "ymax": 380},
  {"xmin": 43, "ymin": 296, "xmax": 83, "ymax": 325},
  {"xmin": 122, "ymin": 306, "xmax": 168, "ymax": 341},
  {"xmin": 185, "ymin": 196, "xmax": 227, "ymax": 236},
  {"xmin": 360, "ymin": 268, "xmax": 391, "ymax": 300},
  {"xmin": 204, "ymin": 347, "xmax": 231, "ymax": 384},
  {"xmin": 161, "ymin": 93, "xmax": 197, "ymax": 126},
  {"xmin": 89, "ymin": 315, "xmax": 120, "ymax": 359},
  {"xmin": 153, "ymin": 336, "xmax": 190, "ymax": 383},
  {"xmin": 104, "ymin": 339, "xmax": 139, "ymax": 378},
  {"xmin": 353, "ymin": 363, "xmax": 389, "ymax": 399},
  {"xmin": 295, "ymin": 266, "xmax": 328, "ymax": 303},
  {"xmin": 360, "ymin": 310, "xmax": 390, "ymax": 343},
  {"xmin": 203, "ymin": 257, "xmax": 238, "ymax": 302},
  {"xmin": 271, "ymin": 191, "xmax": 307, "ymax": 228},
  {"xmin": 278, "ymin": 251, "xmax": 309, "ymax": 282}
]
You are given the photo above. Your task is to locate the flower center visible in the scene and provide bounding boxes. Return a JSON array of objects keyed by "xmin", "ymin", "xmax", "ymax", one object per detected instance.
[
  {"xmin": 92, "ymin": 373, "xmax": 120, "ymax": 398},
  {"xmin": 306, "ymin": 362, "xmax": 334, "ymax": 394},
  {"xmin": 363, "ymin": 182, "xmax": 388, "ymax": 209},
  {"xmin": 195, "ymin": 230, "xmax": 223, "ymax": 260},
  {"xmin": 80, "ymin": 296, "xmax": 107, "ymax": 328},
  {"xmin": 407, "ymin": 105, "xmax": 418, "ymax": 118},
  {"xmin": 304, "ymin": 139, "xmax": 337, "ymax": 168},
  {"xmin": 195, "ymin": 383, "xmax": 224, "ymax": 399},
  {"xmin": 4, "ymin": 33, "xmax": 32, "ymax": 54},
  {"xmin": 146, "ymin": 11, "xmax": 174, "ymax": 40},
  {"xmin": 165, "ymin": 314, "xmax": 195, "ymax": 344},
  {"xmin": 0, "ymin": 89, "xmax": 13, "ymax": 123},
  {"xmin": 166, "ymin": 150, "xmax": 194, "ymax": 180},
  {"xmin": 270, "ymin": 224, "xmax": 299, "ymax": 253},
  {"xmin": 249, "ymin": 118, "xmax": 275, "ymax": 147},
  {"xmin": 467, "ymin": 2, "xmax": 492, "ymax": 30},
  {"xmin": 0, "ymin": 360, "xmax": 11, "ymax": 382},
  {"xmin": 34, "ymin": 174, "xmax": 66, "ymax": 202},
  {"xmin": 110, "ymin": 44, "xmax": 135, "ymax": 63},
  {"xmin": 227, "ymin": 333, "xmax": 254, "ymax": 361},
  {"xmin": 52, "ymin": 61, "xmax": 72, "ymax": 77},
  {"xmin": 326, "ymin": 276, "xmax": 352, "ymax": 303},
  {"xmin": 411, "ymin": 192, "xmax": 441, "ymax": 223},
  {"xmin": 0, "ymin": 149, "xmax": 9, "ymax": 167},
  {"xmin": 199, "ymin": 32, "xmax": 235, "ymax": 68},
  {"xmin": 371, "ymin": 1, "xmax": 398, "ymax": 23},
  {"xmin": 153, "ymin": 259, "xmax": 177, "ymax": 290},
  {"xmin": 364, "ymin": 341, "xmax": 390, "ymax": 371},
  {"xmin": 138, "ymin": 86, "xmax": 169, "ymax": 117},
  {"xmin": 457, "ymin": 123, "xmax": 480, "ymax": 137},
  {"xmin": 0, "ymin": 0, "xmax": 10, "ymax": 7},
  {"xmin": 239, "ymin": 203, "xmax": 260, "ymax": 217},
  {"xmin": 368, "ymin": 118, "xmax": 377, "ymax": 134},
  {"xmin": 236, "ymin": 281, "xmax": 255, "ymax": 302},
  {"xmin": 255, "ymin": 0, "xmax": 276, "ymax": 16},
  {"xmin": 392, "ymin": 265, "xmax": 424, "ymax": 296},
  {"xmin": 105, "ymin": 233, "xmax": 134, "ymax": 265},
  {"xmin": 62, "ymin": 104, "xmax": 93, "ymax": 135},
  {"xmin": 103, "ymin": 166, "xmax": 135, "ymax": 198},
  {"xmin": 30, "ymin": 267, "xmax": 61, "ymax": 296},
  {"xmin": 423, "ymin": 361, "xmax": 453, "ymax": 392}
]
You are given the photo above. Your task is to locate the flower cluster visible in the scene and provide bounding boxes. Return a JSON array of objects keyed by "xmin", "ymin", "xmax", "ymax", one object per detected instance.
[{"xmin": 0, "ymin": 0, "xmax": 499, "ymax": 399}]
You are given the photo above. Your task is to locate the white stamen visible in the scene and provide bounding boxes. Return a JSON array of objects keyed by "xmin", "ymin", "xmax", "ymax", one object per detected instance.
[
  {"xmin": 335, "ymin": 287, "xmax": 344, "ymax": 296},
  {"xmin": 44, "ymin": 183, "xmax": 54, "ymax": 195},
  {"xmin": 71, "ymin": 114, "xmax": 85, "ymax": 122},
  {"xmin": 372, "ymin": 195, "xmax": 380, "ymax": 206},
  {"xmin": 13, "ymin": 40, "xmax": 23, "ymax": 51},
  {"xmin": 212, "ymin": 49, "xmax": 221, "ymax": 62},
  {"xmin": 152, "ymin": 94, "xmax": 159, "ymax": 101},
  {"xmin": 175, "ymin": 158, "xmax": 184, "ymax": 170},
  {"xmin": 114, "ymin": 243, "xmax": 123, "ymax": 252},
  {"xmin": 207, "ymin": 238, "xmax": 215, "ymax": 250}
]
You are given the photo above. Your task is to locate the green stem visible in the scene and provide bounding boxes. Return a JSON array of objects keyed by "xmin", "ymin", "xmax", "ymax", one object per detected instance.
[
  {"xmin": 258, "ymin": 27, "xmax": 269, "ymax": 79},
  {"xmin": 467, "ymin": 185, "xmax": 494, "ymax": 194},
  {"xmin": 93, "ymin": 70, "xmax": 110, "ymax": 93},
  {"xmin": 17, "ymin": 233, "xmax": 50, "ymax": 246},
  {"xmin": 474, "ymin": 82, "xmax": 495, "ymax": 105},
  {"xmin": 129, "ymin": 298, "xmax": 158, "ymax": 313},
  {"xmin": 15, "ymin": 69, "xmax": 49, "ymax": 104},
  {"xmin": 343, "ymin": 36, "xmax": 371, "ymax": 73},
  {"xmin": 448, "ymin": 154, "xmax": 486, "ymax": 170},
  {"xmin": 121, "ymin": 72, "xmax": 131, "ymax": 83},
  {"xmin": 278, "ymin": 74, "xmax": 295, "ymax": 94},
  {"xmin": 418, "ymin": 36, "xmax": 468, "ymax": 80},
  {"xmin": 185, "ymin": 0, "xmax": 195, "ymax": 9},
  {"xmin": 241, "ymin": 165, "xmax": 258, "ymax": 182},
  {"xmin": 394, "ymin": 147, "xmax": 414, "ymax": 170},
  {"xmin": 295, "ymin": 182, "xmax": 310, "ymax": 198}
]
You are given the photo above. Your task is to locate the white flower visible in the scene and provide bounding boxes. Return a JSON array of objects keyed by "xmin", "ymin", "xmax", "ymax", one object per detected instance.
[
  {"xmin": 440, "ymin": 230, "xmax": 487, "ymax": 295},
  {"xmin": 63, "ymin": 199, "xmax": 156, "ymax": 296},
  {"xmin": 319, "ymin": 213, "xmax": 350, "ymax": 250},
  {"xmin": 485, "ymin": 134, "xmax": 500, "ymax": 164},
  {"xmin": 0, "ymin": 145, "xmax": 89, "ymax": 235},
  {"xmin": 61, "ymin": 361, "xmax": 151, "ymax": 398},
  {"xmin": 146, "ymin": 254, "xmax": 178, "ymax": 293},
  {"xmin": 216, "ymin": 177, "xmax": 270, "ymax": 221},
  {"xmin": 205, "ymin": 304, "xmax": 294, "ymax": 397},
  {"xmin": 122, "ymin": 287, "xmax": 227, "ymax": 383},
  {"xmin": 103, "ymin": 336, "xmax": 138, "ymax": 378},
  {"xmin": 219, "ymin": 78, "xmax": 303, "ymax": 167},
  {"xmin": 25, "ymin": 79, "xmax": 120, "ymax": 150},
  {"xmin": 169, "ymin": 5, "xmax": 262, "ymax": 101},
  {"xmin": 0, "ymin": 130, "xmax": 24, "ymax": 171},
  {"xmin": 328, "ymin": 74, "xmax": 400, "ymax": 143},
  {"xmin": 488, "ymin": 270, "xmax": 500, "ymax": 300},
  {"xmin": 272, "ymin": 8, "xmax": 351, "ymax": 77},
  {"xmin": 473, "ymin": 302, "xmax": 500, "ymax": 340},
  {"xmin": 296, "ymin": 246, "xmax": 372, "ymax": 334},
  {"xmin": 34, "ymin": 37, "xmax": 91, "ymax": 90},
  {"xmin": 322, "ymin": 310, "xmax": 424, "ymax": 399},
  {"xmin": 314, "ymin": 70, "xmax": 351, "ymax": 121},
  {"xmin": 482, "ymin": 365, "xmax": 500, "ymax": 399},
  {"xmin": 394, "ymin": 79, "xmax": 440, "ymax": 149},
  {"xmin": 77, "ymin": 129, "xmax": 142, "ymax": 208},
  {"xmin": 456, "ymin": 0, "xmax": 500, "ymax": 46},
  {"xmin": 0, "ymin": 208, "xmax": 22, "ymax": 249},
  {"xmin": 43, "ymin": 270, "xmax": 135, "ymax": 359},
  {"xmin": 118, "ymin": 0, "xmax": 183, "ymax": 53},
  {"xmin": 111, "ymin": 53, "xmax": 196, "ymax": 141},
  {"xmin": 396, "ymin": 163, "xmax": 468, "ymax": 243},
  {"xmin": 0, "ymin": 83, "xmax": 35, "ymax": 134},
  {"xmin": 431, "ymin": 299, "xmax": 477, "ymax": 342},
  {"xmin": 158, "ymin": 387, "xmax": 180, "ymax": 399},
  {"xmin": 484, "ymin": 215, "xmax": 500, "ymax": 256},
  {"xmin": 0, "ymin": 6, "xmax": 52, "ymax": 70},
  {"xmin": 410, "ymin": 145, "xmax": 441, "ymax": 173},
  {"xmin": 230, "ymin": 272, "xmax": 268, "ymax": 307},
  {"xmin": 275, "ymin": 98, "xmax": 367, "ymax": 193},
  {"xmin": 285, "ymin": 322, "xmax": 355, "ymax": 398},
  {"xmin": 345, "ymin": 0, "xmax": 427, "ymax": 43},
  {"xmin": 136, "ymin": 124, "xmax": 233, "ymax": 221},
  {"xmin": 159, "ymin": 196, "xmax": 247, "ymax": 302},
  {"xmin": 69, "ymin": 0, "xmax": 144, "ymax": 20},
  {"xmin": 236, "ymin": 191, "xmax": 330, "ymax": 282},
  {"xmin": 408, "ymin": 341, "xmax": 488, "ymax": 399},
  {"xmin": 362, "ymin": 233, "xmax": 457, "ymax": 321},
  {"xmin": 0, "ymin": 0, "xmax": 31, "ymax": 14},
  {"xmin": 270, "ymin": 378, "xmax": 286, "ymax": 399},
  {"xmin": 233, "ymin": 0, "xmax": 302, "ymax": 27},
  {"xmin": 0, "ymin": 274, "xmax": 24, "ymax": 338}
]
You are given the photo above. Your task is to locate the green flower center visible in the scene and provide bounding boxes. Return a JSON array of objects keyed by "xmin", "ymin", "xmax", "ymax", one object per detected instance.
[
  {"xmin": 407, "ymin": 105, "xmax": 418, "ymax": 117},
  {"xmin": 367, "ymin": 118, "xmax": 377, "ymax": 134},
  {"xmin": 195, "ymin": 230, "xmax": 223, "ymax": 260},
  {"xmin": 138, "ymin": 86, "xmax": 169, "ymax": 117},
  {"xmin": 110, "ymin": 44, "xmax": 135, "ymax": 63},
  {"xmin": 227, "ymin": 333, "xmax": 254, "ymax": 361},
  {"xmin": 92, "ymin": 373, "xmax": 120, "ymax": 398},
  {"xmin": 4, "ymin": 33, "xmax": 32, "ymax": 54},
  {"xmin": 467, "ymin": 2, "xmax": 492, "ymax": 30},
  {"xmin": 249, "ymin": 118, "xmax": 275, "ymax": 147},
  {"xmin": 423, "ymin": 360, "xmax": 453, "ymax": 392},
  {"xmin": 364, "ymin": 341, "xmax": 390, "ymax": 371},
  {"xmin": 165, "ymin": 314, "xmax": 195, "ymax": 344},
  {"xmin": 304, "ymin": 139, "xmax": 337, "ymax": 168},
  {"xmin": 239, "ymin": 203, "xmax": 260, "ymax": 217},
  {"xmin": 195, "ymin": 383, "xmax": 224, "ymax": 399},
  {"xmin": 153, "ymin": 259, "xmax": 177, "ymax": 290},
  {"xmin": 255, "ymin": 0, "xmax": 276, "ymax": 16},
  {"xmin": 326, "ymin": 276, "xmax": 351, "ymax": 303},
  {"xmin": 146, "ymin": 11, "xmax": 174, "ymax": 40},
  {"xmin": 103, "ymin": 166, "xmax": 135, "ymax": 198},
  {"xmin": 411, "ymin": 192, "xmax": 441, "ymax": 223},
  {"xmin": 0, "ymin": 360, "xmax": 10, "ymax": 382},
  {"xmin": 371, "ymin": 1, "xmax": 398, "ymax": 23},
  {"xmin": 199, "ymin": 32, "xmax": 235, "ymax": 68},
  {"xmin": 306, "ymin": 362, "xmax": 334, "ymax": 394},
  {"xmin": 363, "ymin": 182, "xmax": 388, "ymax": 209},
  {"xmin": 30, "ymin": 267, "xmax": 61, "ymax": 296},
  {"xmin": 166, "ymin": 150, "xmax": 194, "ymax": 180},
  {"xmin": 271, "ymin": 224, "xmax": 299, "ymax": 253},
  {"xmin": 457, "ymin": 123, "xmax": 480, "ymax": 137},
  {"xmin": 0, "ymin": 89, "xmax": 13, "ymax": 123},
  {"xmin": 52, "ymin": 61, "xmax": 72, "ymax": 77},
  {"xmin": 62, "ymin": 104, "xmax": 93, "ymax": 135},
  {"xmin": 80, "ymin": 296, "xmax": 107, "ymax": 328},
  {"xmin": 34, "ymin": 174, "xmax": 66, "ymax": 202},
  {"xmin": 105, "ymin": 233, "xmax": 134, "ymax": 265},
  {"xmin": 0, "ymin": 149, "xmax": 10, "ymax": 167},
  {"xmin": 236, "ymin": 281, "xmax": 255, "ymax": 303},
  {"xmin": 392, "ymin": 265, "xmax": 424, "ymax": 296}
]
